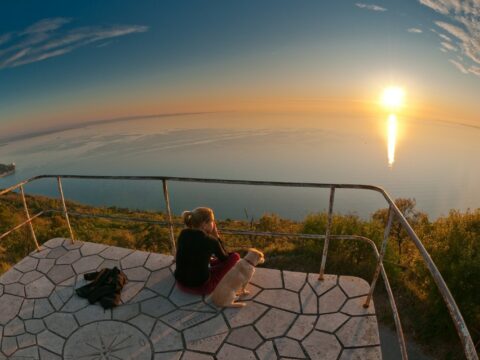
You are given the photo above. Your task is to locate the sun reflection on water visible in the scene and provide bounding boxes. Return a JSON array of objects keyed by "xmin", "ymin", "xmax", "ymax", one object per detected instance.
[{"xmin": 387, "ymin": 113, "xmax": 397, "ymax": 167}]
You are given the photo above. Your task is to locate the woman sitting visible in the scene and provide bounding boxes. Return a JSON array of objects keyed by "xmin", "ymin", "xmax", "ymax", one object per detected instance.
[{"xmin": 174, "ymin": 207, "xmax": 240, "ymax": 295}]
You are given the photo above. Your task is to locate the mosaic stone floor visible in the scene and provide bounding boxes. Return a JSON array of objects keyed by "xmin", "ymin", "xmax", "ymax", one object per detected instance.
[{"xmin": 0, "ymin": 238, "xmax": 382, "ymax": 360}]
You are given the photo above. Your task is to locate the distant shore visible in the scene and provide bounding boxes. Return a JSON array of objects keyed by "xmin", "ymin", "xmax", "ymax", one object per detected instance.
[{"xmin": 0, "ymin": 163, "xmax": 15, "ymax": 178}]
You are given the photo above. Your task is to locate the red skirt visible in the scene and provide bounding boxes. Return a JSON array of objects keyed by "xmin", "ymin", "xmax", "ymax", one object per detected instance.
[{"xmin": 176, "ymin": 252, "xmax": 240, "ymax": 295}]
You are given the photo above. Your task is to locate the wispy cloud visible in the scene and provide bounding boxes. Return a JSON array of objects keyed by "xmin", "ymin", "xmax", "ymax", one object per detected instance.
[
  {"xmin": 441, "ymin": 41, "xmax": 458, "ymax": 51},
  {"xmin": 449, "ymin": 59, "xmax": 468, "ymax": 74},
  {"xmin": 0, "ymin": 18, "xmax": 148, "ymax": 70},
  {"xmin": 419, "ymin": 0, "xmax": 480, "ymax": 77},
  {"xmin": 408, "ymin": 28, "xmax": 423, "ymax": 33},
  {"xmin": 355, "ymin": 3, "xmax": 387, "ymax": 12}
]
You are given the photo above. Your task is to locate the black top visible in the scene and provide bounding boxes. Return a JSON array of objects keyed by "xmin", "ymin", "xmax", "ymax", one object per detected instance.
[{"xmin": 174, "ymin": 228, "xmax": 229, "ymax": 287}]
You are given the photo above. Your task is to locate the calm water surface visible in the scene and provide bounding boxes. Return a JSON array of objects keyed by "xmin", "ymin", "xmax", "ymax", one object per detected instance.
[{"xmin": 1, "ymin": 112, "xmax": 479, "ymax": 220}]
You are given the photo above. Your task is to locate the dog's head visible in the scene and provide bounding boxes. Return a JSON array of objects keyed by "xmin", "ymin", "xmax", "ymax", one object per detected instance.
[{"xmin": 245, "ymin": 248, "xmax": 265, "ymax": 266}]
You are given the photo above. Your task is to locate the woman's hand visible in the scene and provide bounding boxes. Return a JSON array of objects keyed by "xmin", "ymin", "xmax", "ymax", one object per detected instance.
[{"xmin": 212, "ymin": 221, "xmax": 220, "ymax": 238}]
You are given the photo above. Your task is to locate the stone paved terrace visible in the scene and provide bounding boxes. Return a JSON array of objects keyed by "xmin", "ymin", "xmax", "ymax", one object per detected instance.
[{"xmin": 0, "ymin": 238, "xmax": 381, "ymax": 360}]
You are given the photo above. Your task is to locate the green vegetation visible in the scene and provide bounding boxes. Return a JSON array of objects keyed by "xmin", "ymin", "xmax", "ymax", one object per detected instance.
[{"xmin": 0, "ymin": 192, "xmax": 478, "ymax": 358}]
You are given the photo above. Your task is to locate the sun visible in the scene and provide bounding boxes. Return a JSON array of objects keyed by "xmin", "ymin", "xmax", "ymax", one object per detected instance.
[{"xmin": 381, "ymin": 86, "xmax": 405, "ymax": 111}]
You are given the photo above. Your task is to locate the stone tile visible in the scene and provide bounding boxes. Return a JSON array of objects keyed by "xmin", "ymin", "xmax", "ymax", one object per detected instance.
[
  {"xmin": 184, "ymin": 315, "xmax": 228, "ymax": 353},
  {"xmin": 240, "ymin": 283, "xmax": 262, "ymax": 300},
  {"xmin": 255, "ymin": 308, "xmax": 296, "ymax": 339},
  {"xmin": 99, "ymin": 259, "xmax": 121, "ymax": 269},
  {"xmin": 128, "ymin": 313, "xmax": 157, "ymax": 336},
  {"xmin": 34, "ymin": 298, "xmax": 55, "ymax": 318},
  {"xmin": 256, "ymin": 341, "xmax": 277, "ymax": 360},
  {"xmin": 100, "ymin": 246, "xmax": 133, "ymax": 260},
  {"xmin": 180, "ymin": 301, "xmax": 216, "ymax": 313},
  {"xmin": 224, "ymin": 301, "xmax": 268, "ymax": 328},
  {"xmin": 287, "ymin": 315, "xmax": 317, "ymax": 340},
  {"xmin": 4, "ymin": 317, "xmax": 25, "ymax": 336},
  {"xmin": 25, "ymin": 276, "xmax": 55, "ymax": 298},
  {"xmin": 121, "ymin": 250, "xmax": 150, "ymax": 269},
  {"xmin": 226, "ymin": 325, "xmax": 263, "ymax": 349},
  {"xmin": 19, "ymin": 299, "xmax": 35, "ymax": 319},
  {"xmin": 140, "ymin": 296, "xmax": 175, "ymax": 318},
  {"xmin": 39, "ymin": 347, "xmax": 62, "ymax": 359},
  {"xmin": 336, "ymin": 316, "xmax": 380, "ymax": 347},
  {"xmin": 37, "ymin": 258, "xmax": 55, "ymax": 274},
  {"xmin": 318, "ymin": 286, "xmax": 346, "ymax": 314},
  {"xmin": 308, "ymin": 273, "xmax": 337, "ymax": 296},
  {"xmin": 19, "ymin": 270, "xmax": 43, "ymax": 285},
  {"xmin": 130, "ymin": 288, "xmax": 157, "ymax": 303},
  {"xmin": 182, "ymin": 351, "xmax": 214, "ymax": 360},
  {"xmin": 302, "ymin": 331, "xmax": 342, "ymax": 360},
  {"xmin": 144, "ymin": 252, "xmax": 174, "ymax": 271},
  {"xmin": 56, "ymin": 249, "xmax": 81, "ymax": 265},
  {"xmin": 13, "ymin": 257, "xmax": 38, "ymax": 273},
  {"xmin": 255, "ymin": 289, "xmax": 301, "ymax": 312},
  {"xmin": 44, "ymin": 312, "xmax": 78, "ymax": 337},
  {"xmin": 217, "ymin": 344, "xmax": 256, "ymax": 360},
  {"xmin": 16, "ymin": 333, "xmax": 36, "ymax": 348},
  {"xmin": 146, "ymin": 268, "xmax": 175, "ymax": 296},
  {"xmin": 72, "ymin": 255, "xmax": 103, "ymax": 274},
  {"xmin": 11, "ymin": 345, "xmax": 38, "ymax": 358},
  {"xmin": 316, "ymin": 313, "xmax": 349, "ymax": 333},
  {"xmin": 339, "ymin": 346, "xmax": 382, "ymax": 360},
  {"xmin": 275, "ymin": 338, "xmax": 306, "ymax": 358},
  {"xmin": 112, "ymin": 303, "xmax": 140, "ymax": 321},
  {"xmin": 0, "ymin": 284, "xmax": 3, "ymax": 296},
  {"xmin": 339, "ymin": 276, "xmax": 370, "ymax": 298},
  {"xmin": 25, "ymin": 319, "xmax": 45, "ymax": 334},
  {"xmin": 227, "ymin": 325, "xmax": 263, "ymax": 349},
  {"xmin": 61, "ymin": 295, "xmax": 89, "ymax": 313},
  {"xmin": 62, "ymin": 240, "xmax": 83, "ymax": 250},
  {"xmin": 80, "ymin": 242, "xmax": 108, "ymax": 256},
  {"xmin": 52, "ymin": 285, "xmax": 74, "ymax": 305},
  {"xmin": 251, "ymin": 268, "xmax": 282, "ymax": 288},
  {"xmin": 63, "ymin": 321, "xmax": 152, "ymax": 360},
  {"xmin": 43, "ymin": 238, "xmax": 65, "ymax": 248},
  {"xmin": 37, "ymin": 329, "xmax": 65, "ymax": 354},
  {"xmin": 74, "ymin": 305, "xmax": 111, "ymax": 326},
  {"xmin": 341, "ymin": 296, "xmax": 375, "ymax": 316},
  {"xmin": 46, "ymin": 247, "xmax": 68, "ymax": 259},
  {"xmin": 151, "ymin": 321, "xmax": 183, "ymax": 352},
  {"xmin": 169, "ymin": 285, "xmax": 202, "ymax": 306},
  {"xmin": 29, "ymin": 247, "xmax": 51, "ymax": 259},
  {"xmin": 121, "ymin": 281, "xmax": 145, "ymax": 303},
  {"xmin": 124, "ymin": 266, "xmax": 150, "ymax": 282},
  {"xmin": 49, "ymin": 291, "xmax": 65, "ymax": 311},
  {"xmin": 4, "ymin": 283, "xmax": 25, "ymax": 297},
  {"xmin": 47, "ymin": 264, "xmax": 75, "ymax": 284},
  {"xmin": 0, "ymin": 294, "xmax": 23, "ymax": 325},
  {"xmin": 283, "ymin": 270, "xmax": 307, "ymax": 292},
  {"xmin": 154, "ymin": 351, "xmax": 183, "ymax": 360},
  {"xmin": 0, "ymin": 268, "xmax": 22, "ymax": 285},
  {"xmin": 300, "ymin": 283, "xmax": 317, "ymax": 314},
  {"xmin": 1, "ymin": 336, "xmax": 17, "ymax": 356},
  {"xmin": 161, "ymin": 310, "xmax": 216, "ymax": 331}
]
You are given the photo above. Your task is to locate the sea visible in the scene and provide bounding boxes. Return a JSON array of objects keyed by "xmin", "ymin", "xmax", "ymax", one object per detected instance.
[{"xmin": 1, "ymin": 112, "xmax": 479, "ymax": 221}]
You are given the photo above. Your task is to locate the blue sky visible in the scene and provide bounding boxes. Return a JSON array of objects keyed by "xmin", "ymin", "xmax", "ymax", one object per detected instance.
[{"xmin": 1, "ymin": 0, "xmax": 479, "ymax": 138}]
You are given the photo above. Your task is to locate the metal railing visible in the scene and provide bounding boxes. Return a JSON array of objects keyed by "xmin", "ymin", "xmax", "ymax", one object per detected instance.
[{"xmin": 0, "ymin": 174, "xmax": 477, "ymax": 360}]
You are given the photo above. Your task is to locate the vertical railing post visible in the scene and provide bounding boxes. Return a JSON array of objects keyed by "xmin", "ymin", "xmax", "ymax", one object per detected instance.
[
  {"xmin": 57, "ymin": 177, "xmax": 75, "ymax": 242},
  {"xmin": 20, "ymin": 185, "xmax": 40, "ymax": 250},
  {"xmin": 162, "ymin": 180, "xmax": 177, "ymax": 256},
  {"xmin": 364, "ymin": 205, "xmax": 395, "ymax": 308},
  {"xmin": 319, "ymin": 186, "xmax": 335, "ymax": 280}
]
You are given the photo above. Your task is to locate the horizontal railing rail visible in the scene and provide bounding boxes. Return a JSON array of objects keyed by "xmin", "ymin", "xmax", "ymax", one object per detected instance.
[{"xmin": 0, "ymin": 174, "xmax": 477, "ymax": 359}]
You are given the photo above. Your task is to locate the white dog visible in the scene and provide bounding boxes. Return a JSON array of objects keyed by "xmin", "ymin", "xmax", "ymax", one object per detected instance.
[{"xmin": 208, "ymin": 248, "xmax": 265, "ymax": 308}]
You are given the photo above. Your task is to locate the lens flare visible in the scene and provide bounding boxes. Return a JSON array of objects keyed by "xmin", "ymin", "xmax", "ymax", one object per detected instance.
[{"xmin": 387, "ymin": 114, "xmax": 397, "ymax": 167}]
